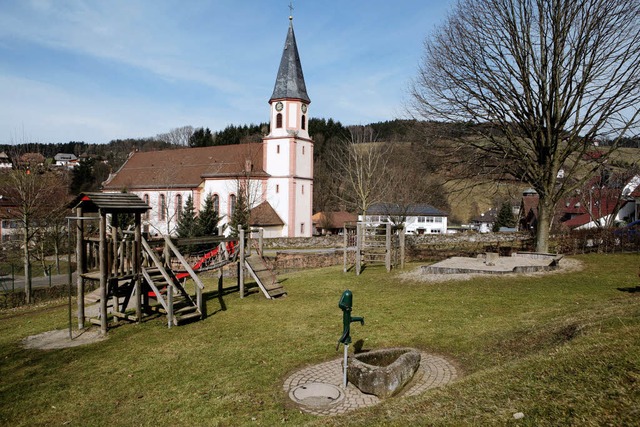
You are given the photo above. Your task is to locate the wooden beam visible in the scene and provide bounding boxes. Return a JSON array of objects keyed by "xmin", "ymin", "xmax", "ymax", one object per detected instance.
[
  {"xmin": 99, "ymin": 211, "xmax": 108, "ymax": 335},
  {"xmin": 75, "ymin": 206, "xmax": 85, "ymax": 329}
]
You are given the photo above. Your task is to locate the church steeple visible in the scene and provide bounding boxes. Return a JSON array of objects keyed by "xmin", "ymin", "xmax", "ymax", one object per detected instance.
[{"xmin": 270, "ymin": 19, "xmax": 310, "ymax": 104}]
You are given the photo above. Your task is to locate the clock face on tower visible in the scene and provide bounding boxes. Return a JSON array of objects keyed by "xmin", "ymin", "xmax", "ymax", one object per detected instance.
[
  {"xmin": 275, "ymin": 101, "xmax": 283, "ymax": 111},
  {"xmin": 301, "ymin": 104, "xmax": 307, "ymax": 113}
]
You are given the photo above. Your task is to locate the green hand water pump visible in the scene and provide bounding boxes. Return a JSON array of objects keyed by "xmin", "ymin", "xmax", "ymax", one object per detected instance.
[
  {"xmin": 337, "ymin": 289, "xmax": 364, "ymax": 388},
  {"xmin": 337, "ymin": 289, "xmax": 364, "ymax": 349}
]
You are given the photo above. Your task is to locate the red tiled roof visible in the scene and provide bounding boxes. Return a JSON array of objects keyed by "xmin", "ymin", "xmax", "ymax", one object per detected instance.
[
  {"xmin": 312, "ymin": 211, "xmax": 358, "ymax": 229},
  {"xmin": 521, "ymin": 194, "xmax": 539, "ymax": 218},
  {"xmin": 562, "ymin": 200, "xmax": 628, "ymax": 228},
  {"xmin": 103, "ymin": 144, "xmax": 267, "ymax": 191}
]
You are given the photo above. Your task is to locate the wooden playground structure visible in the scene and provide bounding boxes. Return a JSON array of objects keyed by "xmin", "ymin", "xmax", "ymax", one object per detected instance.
[
  {"xmin": 343, "ymin": 222, "xmax": 406, "ymax": 274},
  {"xmin": 70, "ymin": 193, "xmax": 285, "ymax": 336}
]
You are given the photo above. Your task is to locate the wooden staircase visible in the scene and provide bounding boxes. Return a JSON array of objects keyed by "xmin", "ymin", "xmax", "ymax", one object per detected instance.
[
  {"xmin": 141, "ymin": 236, "xmax": 206, "ymax": 327},
  {"xmin": 245, "ymin": 254, "xmax": 287, "ymax": 299},
  {"xmin": 142, "ymin": 266, "xmax": 202, "ymax": 325}
]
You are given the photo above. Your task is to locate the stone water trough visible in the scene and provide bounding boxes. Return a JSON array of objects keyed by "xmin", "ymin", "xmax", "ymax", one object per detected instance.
[{"xmin": 347, "ymin": 348, "xmax": 421, "ymax": 398}]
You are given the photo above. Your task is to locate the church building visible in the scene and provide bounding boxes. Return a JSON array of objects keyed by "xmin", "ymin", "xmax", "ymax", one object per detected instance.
[{"xmin": 102, "ymin": 17, "xmax": 313, "ymax": 238}]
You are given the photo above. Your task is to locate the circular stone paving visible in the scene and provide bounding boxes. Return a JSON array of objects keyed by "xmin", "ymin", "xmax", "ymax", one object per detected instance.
[{"xmin": 283, "ymin": 352, "xmax": 457, "ymax": 416}]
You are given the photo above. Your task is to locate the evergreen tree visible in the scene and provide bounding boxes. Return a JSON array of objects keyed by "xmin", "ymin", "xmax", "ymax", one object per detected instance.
[
  {"xmin": 176, "ymin": 195, "xmax": 199, "ymax": 238},
  {"xmin": 70, "ymin": 157, "xmax": 96, "ymax": 194},
  {"xmin": 189, "ymin": 127, "xmax": 214, "ymax": 147},
  {"xmin": 493, "ymin": 202, "xmax": 516, "ymax": 232},
  {"xmin": 197, "ymin": 193, "xmax": 220, "ymax": 236},
  {"xmin": 228, "ymin": 191, "xmax": 250, "ymax": 237}
]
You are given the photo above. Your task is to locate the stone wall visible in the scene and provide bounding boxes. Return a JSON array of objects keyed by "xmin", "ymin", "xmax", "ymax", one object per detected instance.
[
  {"xmin": 270, "ymin": 251, "xmax": 355, "ymax": 272},
  {"xmin": 259, "ymin": 232, "xmax": 532, "ymax": 251},
  {"xmin": 262, "ymin": 233, "xmax": 534, "ymax": 271}
]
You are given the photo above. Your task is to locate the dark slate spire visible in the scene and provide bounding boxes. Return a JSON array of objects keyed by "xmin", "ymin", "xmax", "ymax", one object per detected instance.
[{"xmin": 270, "ymin": 19, "xmax": 310, "ymax": 103}]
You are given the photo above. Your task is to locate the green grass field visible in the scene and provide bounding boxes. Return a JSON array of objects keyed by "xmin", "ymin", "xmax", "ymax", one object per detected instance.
[{"xmin": 1, "ymin": 254, "xmax": 639, "ymax": 426}]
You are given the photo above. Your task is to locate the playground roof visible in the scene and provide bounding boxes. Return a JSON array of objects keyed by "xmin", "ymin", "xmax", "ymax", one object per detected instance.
[
  {"xmin": 102, "ymin": 144, "xmax": 268, "ymax": 191},
  {"xmin": 69, "ymin": 192, "xmax": 150, "ymax": 214}
]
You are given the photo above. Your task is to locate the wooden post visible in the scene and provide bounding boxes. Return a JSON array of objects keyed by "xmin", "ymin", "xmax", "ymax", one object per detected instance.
[
  {"xmin": 111, "ymin": 214, "xmax": 119, "ymax": 313},
  {"xmin": 76, "ymin": 207, "xmax": 85, "ymax": 329},
  {"xmin": 239, "ymin": 228, "xmax": 245, "ymax": 298},
  {"xmin": 99, "ymin": 211, "xmax": 108, "ymax": 335},
  {"xmin": 385, "ymin": 223, "xmax": 391, "ymax": 272},
  {"xmin": 167, "ymin": 282, "xmax": 173, "ymax": 329},
  {"xmin": 134, "ymin": 213, "xmax": 142, "ymax": 322},
  {"xmin": 400, "ymin": 226, "xmax": 406, "ymax": 269},
  {"xmin": 356, "ymin": 223, "xmax": 362, "ymax": 275},
  {"xmin": 258, "ymin": 228, "xmax": 264, "ymax": 256},
  {"xmin": 343, "ymin": 226, "xmax": 348, "ymax": 273},
  {"xmin": 163, "ymin": 237, "xmax": 171, "ymax": 268}
]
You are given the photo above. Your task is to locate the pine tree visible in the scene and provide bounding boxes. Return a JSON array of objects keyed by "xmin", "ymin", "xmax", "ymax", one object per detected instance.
[
  {"xmin": 197, "ymin": 193, "xmax": 220, "ymax": 236},
  {"xmin": 176, "ymin": 195, "xmax": 198, "ymax": 238},
  {"xmin": 493, "ymin": 202, "xmax": 515, "ymax": 232},
  {"xmin": 228, "ymin": 191, "xmax": 250, "ymax": 237}
]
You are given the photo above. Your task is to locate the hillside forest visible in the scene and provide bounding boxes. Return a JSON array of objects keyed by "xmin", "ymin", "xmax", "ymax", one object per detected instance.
[{"xmin": 1, "ymin": 119, "xmax": 638, "ymax": 226}]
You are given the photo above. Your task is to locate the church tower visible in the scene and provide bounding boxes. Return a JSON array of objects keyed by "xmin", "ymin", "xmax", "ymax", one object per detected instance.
[{"xmin": 263, "ymin": 15, "xmax": 313, "ymax": 237}]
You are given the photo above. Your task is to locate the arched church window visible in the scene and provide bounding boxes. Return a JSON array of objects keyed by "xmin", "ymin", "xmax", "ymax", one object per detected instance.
[
  {"xmin": 301, "ymin": 115, "xmax": 306, "ymax": 130},
  {"xmin": 276, "ymin": 113, "xmax": 283, "ymax": 128},
  {"xmin": 213, "ymin": 194, "xmax": 219, "ymax": 213},
  {"xmin": 159, "ymin": 194, "xmax": 166, "ymax": 221}
]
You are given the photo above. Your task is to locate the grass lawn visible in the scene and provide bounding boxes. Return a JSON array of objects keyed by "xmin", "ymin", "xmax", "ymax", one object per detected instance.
[{"xmin": 0, "ymin": 254, "xmax": 639, "ymax": 426}]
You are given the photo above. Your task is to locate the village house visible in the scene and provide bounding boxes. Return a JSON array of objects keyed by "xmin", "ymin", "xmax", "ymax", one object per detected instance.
[
  {"xmin": 518, "ymin": 175, "xmax": 640, "ymax": 232},
  {"xmin": 0, "ymin": 195, "xmax": 20, "ymax": 242},
  {"xmin": 102, "ymin": 18, "xmax": 313, "ymax": 238},
  {"xmin": 54, "ymin": 153, "xmax": 78, "ymax": 169},
  {"xmin": 361, "ymin": 203, "xmax": 449, "ymax": 234},
  {"xmin": 312, "ymin": 211, "xmax": 358, "ymax": 235},
  {"xmin": 471, "ymin": 208, "xmax": 497, "ymax": 233},
  {"xmin": 0, "ymin": 152, "xmax": 12, "ymax": 170}
]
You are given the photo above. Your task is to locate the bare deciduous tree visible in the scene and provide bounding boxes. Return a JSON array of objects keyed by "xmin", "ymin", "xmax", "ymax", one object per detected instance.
[
  {"xmin": 0, "ymin": 169, "xmax": 69, "ymax": 303},
  {"xmin": 332, "ymin": 126, "xmax": 394, "ymax": 216},
  {"xmin": 411, "ymin": 0, "xmax": 640, "ymax": 252},
  {"xmin": 156, "ymin": 126, "xmax": 195, "ymax": 147}
]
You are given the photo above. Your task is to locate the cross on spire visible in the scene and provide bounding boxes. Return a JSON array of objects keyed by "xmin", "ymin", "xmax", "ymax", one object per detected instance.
[{"xmin": 288, "ymin": 1, "xmax": 294, "ymax": 20}]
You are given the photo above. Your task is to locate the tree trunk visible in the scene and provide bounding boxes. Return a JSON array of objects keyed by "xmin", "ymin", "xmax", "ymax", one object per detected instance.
[
  {"xmin": 535, "ymin": 197, "xmax": 553, "ymax": 253},
  {"xmin": 23, "ymin": 230, "xmax": 32, "ymax": 304},
  {"xmin": 54, "ymin": 235, "xmax": 60, "ymax": 274}
]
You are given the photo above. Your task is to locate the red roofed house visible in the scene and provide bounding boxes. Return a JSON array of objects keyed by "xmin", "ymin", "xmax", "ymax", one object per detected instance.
[
  {"xmin": 312, "ymin": 211, "xmax": 358, "ymax": 235},
  {"xmin": 559, "ymin": 175, "xmax": 640, "ymax": 230},
  {"xmin": 518, "ymin": 174, "xmax": 640, "ymax": 232},
  {"xmin": 103, "ymin": 18, "xmax": 313, "ymax": 238}
]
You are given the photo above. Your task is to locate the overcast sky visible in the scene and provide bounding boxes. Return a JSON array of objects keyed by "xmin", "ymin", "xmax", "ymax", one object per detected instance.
[{"xmin": 0, "ymin": 0, "xmax": 454, "ymax": 145}]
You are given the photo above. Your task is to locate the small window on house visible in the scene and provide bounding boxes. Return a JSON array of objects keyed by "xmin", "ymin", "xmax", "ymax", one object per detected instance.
[
  {"xmin": 213, "ymin": 194, "xmax": 219, "ymax": 213},
  {"xmin": 302, "ymin": 145, "xmax": 305, "ymax": 155},
  {"xmin": 159, "ymin": 194, "xmax": 166, "ymax": 221},
  {"xmin": 230, "ymin": 194, "xmax": 236, "ymax": 215},
  {"xmin": 276, "ymin": 113, "xmax": 283, "ymax": 128},
  {"xmin": 276, "ymin": 184, "xmax": 279, "ymax": 193},
  {"xmin": 277, "ymin": 145, "xmax": 280, "ymax": 154},
  {"xmin": 300, "ymin": 223, "xmax": 305, "ymax": 234},
  {"xmin": 175, "ymin": 194, "xmax": 182, "ymax": 220},
  {"xmin": 301, "ymin": 115, "xmax": 306, "ymax": 130}
]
